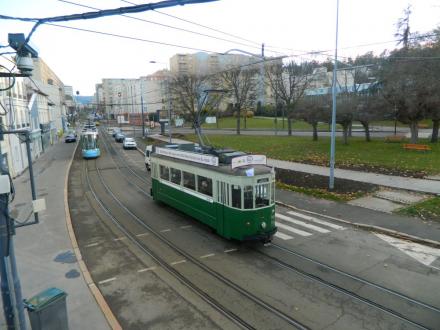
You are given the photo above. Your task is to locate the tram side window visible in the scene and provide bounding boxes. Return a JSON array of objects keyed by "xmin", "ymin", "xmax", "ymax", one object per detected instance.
[
  {"xmin": 170, "ymin": 168, "xmax": 181, "ymax": 185},
  {"xmin": 183, "ymin": 171, "xmax": 195, "ymax": 190},
  {"xmin": 197, "ymin": 175, "xmax": 212, "ymax": 196},
  {"xmin": 244, "ymin": 186, "xmax": 253, "ymax": 209},
  {"xmin": 231, "ymin": 185, "xmax": 241, "ymax": 209},
  {"xmin": 160, "ymin": 165, "xmax": 169, "ymax": 181}
]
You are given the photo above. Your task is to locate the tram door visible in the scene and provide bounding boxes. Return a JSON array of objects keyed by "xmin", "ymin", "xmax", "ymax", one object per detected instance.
[{"xmin": 217, "ymin": 181, "xmax": 229, "ymax": 236}]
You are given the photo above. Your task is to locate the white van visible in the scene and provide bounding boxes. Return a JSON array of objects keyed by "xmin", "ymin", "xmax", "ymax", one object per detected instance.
[{"xmin": 144, "ymin": 145, "xmax": 153, "ymax": 170}]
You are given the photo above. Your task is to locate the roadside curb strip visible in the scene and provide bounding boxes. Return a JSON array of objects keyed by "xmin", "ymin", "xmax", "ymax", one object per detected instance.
[
  {"xmin": 64, "ymin": 142, "xmax": 122, "ymax": 330},
  {"xmin": 276, "ymin": 201, "xmax": 440, "ymax": 249}
]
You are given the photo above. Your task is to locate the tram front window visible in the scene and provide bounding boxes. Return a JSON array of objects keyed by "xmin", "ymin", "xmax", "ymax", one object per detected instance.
[
  {"xmin": 83, "ymin": 136, "xmax": 96, "ymax": 149},
  {"xmin": 255, "ymin": 183, "xmax": 270, "ymax": 207},
  {"xmin": 244, "ymin": 186, "xmax": 253, "ymax": 209}
]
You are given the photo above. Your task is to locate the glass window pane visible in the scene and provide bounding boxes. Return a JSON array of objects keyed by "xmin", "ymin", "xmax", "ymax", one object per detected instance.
[
  {"xmin": 160, "ymin": 165, "xmax": 169, "ymax": 180},
  {"xmin": 231, "ymin": 185, "xmax": 241, "ymax": 209},
  {"xmin": 170, "ymin": 168, "xmax": 181, "ymax": 185},
  {"xmin": 271, "ymin": 182, "xmax": 275, "ymax": 203},
  {"xmin": 244, "ymin": 185, "xmax": 253, "ymax": 209},
  {"xmin": 255, "ymin": 183, "xmax": 270, "ymax": 207},
  {"xmin": 197, "ymin": 175, "xmax": 212, "ymax": 196},
  {"xmin": 183, "ymin": 171, "xmax": 195, "ymax": 190}
]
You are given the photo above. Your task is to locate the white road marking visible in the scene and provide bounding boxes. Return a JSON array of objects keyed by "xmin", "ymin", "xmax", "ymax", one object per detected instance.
[
  {"xmin": 137, "ymin": 266, "xmax": 157, "ymax": 273},
  {"xmin": 276, "ymin": 222, "xmax": 312, "ymax": 237},
  {"xmin": 160, "ymin": 229, "xmax": 171, "ymax": 233},
  {"xmin": 200, "ymin": 253, "xmax": 215, "ymax": 259},
  {"xmin": 98, "ymin": 277, "xmax": 116, "ymax": 285},
  {"xmin": 136, "ymin": 233, "xmax": 149, "ymax": 237},
  {"xmin": 375, "ymin": 233, "xmax": 440, "ymax": 268},
  {"xmin": 85, "ymin": 242, "xmax": 99, "ymax": 248},
  {"xmin": 113, "ymin": 237, "xmax": 126, "ymax": 241},
  {"xmin": 287, "ymin": 211, "xmax": 345, "ymax": 230},
  {"xmin": 170, "ymin": 259, "xmax": 186, "ymax": 266},
  {"xmin": 224, "ymin": 248, "xmax": 237, "ymax": 253},
  {"xmin": 275, "ymin": 232, "xmax": 293, "ymax": 240},
  {"xmin": 180, "ymin": 225, "xmax": 192, "ymax": 229},
  {"xmin": 276, "ymin": 214, "xmax": 330, "ymax": 233}
]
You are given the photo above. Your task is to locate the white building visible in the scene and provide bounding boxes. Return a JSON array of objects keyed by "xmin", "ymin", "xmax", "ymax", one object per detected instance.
[
  {"xmin": 99, "ymin": 70, "xmax": 169, "ymax": 121},
  {"xmin": 0, "ymin": 57, "xmax": 69, "ymax": 177}
]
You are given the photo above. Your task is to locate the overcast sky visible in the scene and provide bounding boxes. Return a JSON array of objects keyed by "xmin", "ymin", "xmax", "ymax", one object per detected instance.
[{"xmin": 1, "ymin": 0, "xmax": 439, "ymax": 95}]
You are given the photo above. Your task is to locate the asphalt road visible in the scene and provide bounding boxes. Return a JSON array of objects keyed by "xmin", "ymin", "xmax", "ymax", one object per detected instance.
[{"xmin": 68, "ymin": 129, "xmax": 440, "ymax": 329}]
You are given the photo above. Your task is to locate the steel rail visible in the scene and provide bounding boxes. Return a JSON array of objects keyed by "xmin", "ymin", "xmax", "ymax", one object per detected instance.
[
  {"xmin": 254, "ymin": 244, "xmax": 435, "ymax": 330},
  {"xmin": 99, "ymin": 127, "xmax": 436, "ymax": 329},
  {"xmin": 89, "ymin": 147, "xmax": 309, "ymax": 330},
  {"xmin": 83, "ymin": 157, "xmax": 253, "ymax": 330}
]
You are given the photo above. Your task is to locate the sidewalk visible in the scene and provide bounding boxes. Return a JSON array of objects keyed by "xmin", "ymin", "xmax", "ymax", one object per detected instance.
[
  {"xmin": 269, "ymin": 159, "xmax": 440, "ymax": 195},
  {"xmin": 0, "ymin": 141, "xmax": 109, "ymax": 329}
]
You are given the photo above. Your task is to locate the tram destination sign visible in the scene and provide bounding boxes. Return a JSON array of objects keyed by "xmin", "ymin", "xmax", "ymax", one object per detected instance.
[
  {"xmin": 231, "ymin": 155, "xmax": 267, "ymax": 169},
  {"xmin": 156, "ymin": 147, "xmax": 219, "ymax": 166}
]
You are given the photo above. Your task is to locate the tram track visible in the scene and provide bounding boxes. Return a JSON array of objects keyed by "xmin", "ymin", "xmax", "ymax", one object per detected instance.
[
  {"xmin": 86, "ymin": 140, "xmax": 309, "ymax": 329},
  {"xmin": 255, "ymin": 244, "xmax": 439, "ymax": 329},
  {"xmin": 98, "ymin": 129, "xmax": 438, "ymax": 329}
]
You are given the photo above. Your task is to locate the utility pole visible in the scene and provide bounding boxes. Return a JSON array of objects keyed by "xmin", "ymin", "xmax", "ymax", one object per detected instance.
[
  {"xmin": 329, "ymin": 0, "xmax": 340, "ymax": 190},
  {"xmin": 140, "ymin": 79, "xmax": 145, "ymax": 138}
]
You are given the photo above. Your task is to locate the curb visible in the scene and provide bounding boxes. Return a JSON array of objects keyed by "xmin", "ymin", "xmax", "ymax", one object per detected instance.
[
  {"xmin": 64, "ymin": 142, "xmax": 122, "ymax": 330},
  {"xmin": 276, "ymin": 200, "xmax": 440, "ymax": 249}
]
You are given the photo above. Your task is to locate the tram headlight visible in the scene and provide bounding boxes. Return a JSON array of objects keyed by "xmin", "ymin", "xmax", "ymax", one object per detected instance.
[{"xmin": 261, "ymin": 222, "xmax": 267, "ymax": 229}]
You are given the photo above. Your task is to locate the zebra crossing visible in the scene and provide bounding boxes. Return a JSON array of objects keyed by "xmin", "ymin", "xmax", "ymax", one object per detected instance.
[{"xmin": 274, "ymin": 210, "xmax": 345, "ymax": 240}]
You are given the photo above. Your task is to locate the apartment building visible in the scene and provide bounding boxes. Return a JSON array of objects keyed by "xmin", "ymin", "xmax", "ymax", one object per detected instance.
[
  {"xmin": 99, "ymin": 70, "xmax": 170, "ymax": 121},
  {"xmin": 0, "ymin": 57, "xmax": 69, "ymax": 177}
]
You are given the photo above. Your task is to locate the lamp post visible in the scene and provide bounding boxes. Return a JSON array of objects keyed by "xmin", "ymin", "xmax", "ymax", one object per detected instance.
[
  {"xmin": 149, "ymin": 60, "xmax": 171, "ymax": 143},
  {"xmin": 140, "ymin": 78, "xmax": 146, "ymax": 138},
  {"xmin": 329, "ymin": 0, "xmax": 340, "ymax": 190}
]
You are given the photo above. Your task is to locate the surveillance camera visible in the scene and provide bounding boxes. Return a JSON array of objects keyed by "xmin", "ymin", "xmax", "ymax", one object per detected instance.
[
  {"xmin": 16, "ymin": 55, "xmax": 34, "ymax": 74},
  {"xmin": 8, "ymin": 33, "xmax": 38, "ymax": 58}
]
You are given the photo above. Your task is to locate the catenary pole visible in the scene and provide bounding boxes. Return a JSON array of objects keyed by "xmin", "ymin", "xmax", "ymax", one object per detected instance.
[{"xmin": 329, "ymin": 0, "xmax": 339, "ymax": 190}]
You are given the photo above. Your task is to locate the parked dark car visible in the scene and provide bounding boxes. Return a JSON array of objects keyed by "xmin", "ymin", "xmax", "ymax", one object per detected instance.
[
  {"xmin": 65, "ymin": 134, "xmax": 77, "ymax": 143},
  {"xmin": 115, "ymin": 133, "xmax": 125, "ymax": 142}
]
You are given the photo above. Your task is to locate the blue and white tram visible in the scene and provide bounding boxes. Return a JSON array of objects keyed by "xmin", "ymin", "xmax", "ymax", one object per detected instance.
[{"xmin": 81, "ymin": 131, "xmax": 100, "ymax": 159}]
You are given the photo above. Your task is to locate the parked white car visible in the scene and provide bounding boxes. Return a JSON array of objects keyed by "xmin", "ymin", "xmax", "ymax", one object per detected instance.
[{"xmin": 122, "ymin": 137, "xmax": 137, "ymax": 149}]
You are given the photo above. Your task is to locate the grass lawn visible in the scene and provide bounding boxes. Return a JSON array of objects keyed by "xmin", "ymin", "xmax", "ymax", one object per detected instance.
[
  {"xmin": 185, "ymin": 134, "xmax": 440, "ymax": 175},
  {"xmin": 202, "ymin": 116, "xmax": 334, "ymax": 130},
  {"xmin": 397, "ymin": 197, "xmax": 440, "ymax": 222}
]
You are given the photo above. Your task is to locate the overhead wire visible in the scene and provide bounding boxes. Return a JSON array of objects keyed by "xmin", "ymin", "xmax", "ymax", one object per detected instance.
[
  {"xmin": 0, "ymin": 0, "xmax": 217, "ymax": 54},
  {"xmin": 45, "ymin": 22, "xmax": 221, "ymax": 54},
  {"xmin": 58, "ymin": 0, "xmax": 264, "ymax": 52},
  {"xmin": 120, "ymin": 0, "xmax": 263, "ymax": 47}
]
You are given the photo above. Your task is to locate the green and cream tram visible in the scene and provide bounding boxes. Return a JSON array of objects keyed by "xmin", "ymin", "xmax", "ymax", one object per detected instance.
[{"xmin": 150, "ymin": 144, "xmax": 277, "ymax": 242}]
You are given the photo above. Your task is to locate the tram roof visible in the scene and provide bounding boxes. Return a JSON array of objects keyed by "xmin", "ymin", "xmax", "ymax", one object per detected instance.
[{"xmin": 151, "ymin": 143, "xmax": 273, "ymax": 176}]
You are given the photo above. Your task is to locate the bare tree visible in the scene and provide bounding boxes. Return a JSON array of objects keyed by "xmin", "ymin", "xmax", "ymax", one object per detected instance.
[
  {"xmin": 220, "ymin": 66, "xmax": 258, "ymax": 135},
  {"xmin": 296, "ymin": 95, "xmax": 330, "ymax": 141},
  {"xmin": 379, "ymin": 47, "xmax": 429, "ymax": 143},
  {"xmin": 169, "ymin": 73, "xmax": 207, "ymax": 129},
  {"xmin": 266, "ymin": 61, "xmax": 313, "ymax": 135}
]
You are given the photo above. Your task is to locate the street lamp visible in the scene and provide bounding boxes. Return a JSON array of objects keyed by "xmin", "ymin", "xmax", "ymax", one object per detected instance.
[
  {"xmin": 149, "ymin": 60, "xmax": 172, "ymax": 143},
  {"xmin": 329, "ymin": 0, "xmax": 340, "ymax": 190}
]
